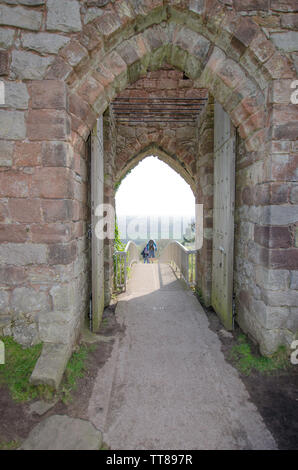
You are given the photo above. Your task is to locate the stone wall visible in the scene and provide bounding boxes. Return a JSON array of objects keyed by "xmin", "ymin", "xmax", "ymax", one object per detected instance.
[
  {"xmin": 234, "ymin": 133, "xmax": 298, "ymax": 354},
  {"xmin": 196, "ymin": 95, "xmax": 214, "ymax": 306},
  {"xmin": 0, "ymin": 0, "xmax": 296, "ymax": 370},
  {"xmin": 114, "ymin": 67, "xmax": 207, "ymax": 185}
]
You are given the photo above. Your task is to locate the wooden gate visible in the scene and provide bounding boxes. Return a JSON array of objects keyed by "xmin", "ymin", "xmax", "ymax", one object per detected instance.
[
  {"xmin": 91, "ymin": 117, "xmax": 105, "ymax": 331},
  {"xmin": 211, "ymin": 102, "xmax": 236, "ymax": 330}
]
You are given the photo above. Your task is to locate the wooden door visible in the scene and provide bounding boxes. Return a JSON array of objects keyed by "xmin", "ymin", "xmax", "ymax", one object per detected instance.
[
  {"xmin": 211, "ymin": 102, "xmax": 235, "ymax": 330},
  {"xmin": 91, "ymin": 117, "xmax": 104, "ymax": 331}
]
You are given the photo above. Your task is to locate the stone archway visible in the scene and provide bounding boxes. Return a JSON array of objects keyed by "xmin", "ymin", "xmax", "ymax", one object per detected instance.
[
  {"xmin": 116, "ymin": 144, "xmax": 196, "ymax": 193},
  {"xmin": 0, "ymin": 0, "xmax": 297, "ymax": 385}
]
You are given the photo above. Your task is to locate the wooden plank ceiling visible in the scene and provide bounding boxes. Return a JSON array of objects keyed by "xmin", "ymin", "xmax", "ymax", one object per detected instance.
[{"xmin": 111, "ymin": 97, "xmax": 208, "ymax": 124}]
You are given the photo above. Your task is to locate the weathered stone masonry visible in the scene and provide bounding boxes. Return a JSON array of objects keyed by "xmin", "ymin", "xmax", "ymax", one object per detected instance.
[{"xmin": 0, "ymin": 0, "xmax": 297, "ymax": 383}]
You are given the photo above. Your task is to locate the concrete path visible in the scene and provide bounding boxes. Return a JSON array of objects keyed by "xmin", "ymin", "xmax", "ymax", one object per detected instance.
[{"xmin": 88, "ymin": 263, "xmax": 276, "ymax": 450}]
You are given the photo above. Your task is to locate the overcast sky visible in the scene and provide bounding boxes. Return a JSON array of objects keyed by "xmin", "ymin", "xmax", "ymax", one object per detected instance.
[{"xmin": 115, "ymin": 156, "xmax": 195, "ymax": 217}]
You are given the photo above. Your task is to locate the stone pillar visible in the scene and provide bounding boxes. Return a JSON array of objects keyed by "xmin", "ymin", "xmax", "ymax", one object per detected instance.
[
  {"xmin": 235, "ymin": 81, "xmax": 298, "ymax": 355},
  {"xmin": 0, "ymin": 79, "xmax": 84, "ymax": 348},
  {"xmin": 195, "ymin": 95, "xmax": 214, "ymax": 306}
]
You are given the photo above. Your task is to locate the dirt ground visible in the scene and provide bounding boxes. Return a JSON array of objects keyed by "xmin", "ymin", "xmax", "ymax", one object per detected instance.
[
  {"xmin": 204, "ymin": 306, "xmax": 298, "ymax": 451},
  {"xmin": 0, "ymin": 303, "xmax": 297, "ymax": 450},
  {"xmin": 0, "ymin": 305, "xmax": 120, "ymax": 448}
]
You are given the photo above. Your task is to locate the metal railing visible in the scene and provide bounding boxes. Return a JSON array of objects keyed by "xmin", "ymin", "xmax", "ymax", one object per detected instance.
[
  {"xmin": 114, "ymin": 241, "xmax": 140, "ymax": 290},
  {"xmin": 159, "ymin": 241, "xmax": 197, "ymax": 287}
]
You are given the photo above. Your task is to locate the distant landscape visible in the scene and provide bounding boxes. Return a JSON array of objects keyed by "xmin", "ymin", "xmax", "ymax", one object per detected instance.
[{"xmin": 117, "ymin": 215, "xmax": 196, "ymax": 254}]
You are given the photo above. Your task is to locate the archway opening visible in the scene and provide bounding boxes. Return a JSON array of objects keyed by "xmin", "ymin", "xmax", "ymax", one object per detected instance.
[{"xmin": 115, "ymin": 155, "xmax": 196, "ymax": 253}]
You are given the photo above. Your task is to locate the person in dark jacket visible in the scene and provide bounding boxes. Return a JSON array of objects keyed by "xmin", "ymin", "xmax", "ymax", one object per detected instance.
[
  {"xmin": 141, "ymin": 245, "xmax": 149, "ymax": 264},
  {"xmin": 146, "ymin": 239, "xmax": 157, "ymax": 264}
]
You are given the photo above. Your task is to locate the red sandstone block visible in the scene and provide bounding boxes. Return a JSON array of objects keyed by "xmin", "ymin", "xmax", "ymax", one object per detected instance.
[
  {"xmin": 70, "ymin": 200, "xmax": 80, "ymax": 221},
  {"xmin": 270, "ymin": 183, "xmax": 289, "ymax": 204},
  {"xmin": 70, "ymin": 114, "xmax": 89, "ymax": 139},
  {"xmin": 45, "ymin": 57, "xmax": 73, "ymax": 81},
  {"xmin": 135, "ymin": 34, "xmax": 149, "ymax": 58},
  {"xmin": 272, "ymin": 104, "xmax": 298, "ymax": 126},
  {"xmin": 71, "ymin": 130, "xmax": 85, "ymax": 155},
  {"xmin": 158, "ymin": 78, "xmax": 178, "ymax": 89},
  {"xmin": 61, "ymin": 40, "xmax": 88, "ymax": 68},
  {"xmin": 238, "ymin": 110, "xmax": 265, "ymax": 139},
  {"xmin": 117, "ymin": 39, "xmax": 140, "ymax": 66},
  {"xmin": 42, "ymin": 199, "xmax": 73, "ymax": 222},
  {"xmin": 269, "ymin": 248, "xmax": 298, "ymax": 270},
  {"xmin": 31, "ymin": 223, "xmax": 72, "ymax": 244},
  {"xmin": 31, "ymin": 168, "xmax": 74, "ymax": 199},
  {"xmin": 77, "ymin": 75, "xmax": 104, "ymax": 105},
  {"xmin": 245, "ymin": 129, "xmax": 267, "ymax": 152},
  {"xmin": 254, "ymin": 183, "xmax": 288, "ymax": 206},
  {"xmin": 0, "ymin": 201, "xmax": 8, "ymax": 222},
  {"xmin": 242, "ymin": 186, "xmax": 254, "ymax": 205},
  {"xmin": 178, "ymin": 79, "xmax": 193, "ymax": 88},
  {"xmin": 230, "ymin": 101, "xmax": 251, "ymax": 127},
  {"xmin": 73, "ymin": 179, "xmax": 87, "ymax": 204},
  {"xmin": 263, "ymin": 53, "xmax": 295, "ymax": 79},
  {"xmin": 281, "ymin": 13, "xmax": 298, "ymax": 29},
  {"xmin": 13, "ymin": 142, "xmax": 42, "ymax": 167},
  {"xmin": 27, "ymin": 109, "xmax": 71, "ymax": 141},
  {"xmin": 216, "ymin": 59, "xmax": 245, "ymax": 91},
  {"xmin": 93, "ymin": 10, "xmax": 121, "ymax": 40},
  {"xmin": 48, "ymin": 242, "xmax": 77, "ymax": 265},
  {"xmin": 101, "ymin": 51, "xmax": 127, "ymax": 79},
  {"xmin": 271, "ymin": 104, "xmax": 298, "ymax": 139},
  {"xmin": 234, "ymin": 0, "xmax": 269, "ymax": 10},
  {"xmin": 269, "ymin": 154, "xmax": 298, "ymax": 181},
  {"xmin": 254, "ymin": 225, "xmax": 292, "ymax": 249},
  {"xmin": 72, "ymin": 221, "xmax": 84, "ymax": 239},
  {"xmin": 79, "ymin": 23, "xmax": 103, "ymax": 52},
  {"xmin": 249, "ymin": 34, "xmax": 275, "ymax": 64},
  {"xmin": 68, "ymin": 93, "xmax": 96, "ymax": 130},
  {"xmin": 233, "ymin": 17, "xmax": 259, "ymax": 47},
  {"xmin": 0, "ymin": 51, "xmax": 9, "ymax": 76},
  {"xmin": 272, "ymin": 123, "xmax": 298, "ymax": 142},
  {"xmin": 271, "ymin": 0, "xmax": 298, "ymax": 12},
  {"xmin": 9, "ymin": 198, "xmax": 42, "ymax": 223},
  {"xmin": 0, "ymin": 224, "xmax": 28, "ymax": 243},
  {"xmin": 0, "ymin": 266, "xmax": 26, "ymax": 285},
  {"xmin": 204, "ymin": 0, "xmax": 224, "ymax": 21},
  {"xmin": 42, "ymin": 141, "xmax": 73, "ymax": 168},
  {"xmin": 92, "ymin": 65, "xmax": 114, "ymax": 89},
  {"xmin": 0, "ymin": 171, "xmax": 29, "ymax": 198},
  {"xmin": 271, "ymin": 141, "xmax": 291, "ymax": 154},
  {"xmin": 29, "ymin": 80, "xmax": 67, "ymax": 110},
  {"xmin": 167, "ymin": 70, "xmax": 182, "ymax": 79},
  {"xmin": 73, "ymin": 152, "xmax": 81, "ymax": 175},
  {"xmin": 221, "ymin": 10, "xmax": 239, "ymax": 35}
]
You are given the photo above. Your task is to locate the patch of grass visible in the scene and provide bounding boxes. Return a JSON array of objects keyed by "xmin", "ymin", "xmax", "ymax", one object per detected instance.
[
  {"xmin": 193, "ymin": 286, "xmax": 205, "ymax": 305},
  {"xmin": 0, "ymin": 336, "xmax": 46, "ymax": 403},
  {"xmin": 0, "ymin": 440, "xmax": 20, "ymax": 450},
  {"xmin": 229, "ymin": 334, "xmax": 290, "ymax": 376},
  {"xmin": 0, "ymin": 336, "xmax": 97, "ymax": 404},
  {"xmin": 60, "ymin": 343, "xmax": 97, "ymax": 404}
]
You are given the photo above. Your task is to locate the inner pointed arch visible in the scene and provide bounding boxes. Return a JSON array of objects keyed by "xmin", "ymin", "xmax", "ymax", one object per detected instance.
[{"xmin": 115, "ymin": 143, "xmax": 196, "ymax": 194}]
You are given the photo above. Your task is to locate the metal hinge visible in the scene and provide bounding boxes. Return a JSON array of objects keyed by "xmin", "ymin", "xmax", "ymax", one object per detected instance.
[
  {"xmin": 232, "ymin": 294, "xmax": 236, "ymax": 329},
  {"xmin": 87, "ymin": 224, "xmax": 92, "ymax": 240}
]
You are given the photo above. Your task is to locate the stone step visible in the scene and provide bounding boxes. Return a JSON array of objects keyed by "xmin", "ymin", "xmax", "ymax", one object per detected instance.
[
  {"xmin": 20, "ymin": 415, "xmax": 102, "ymax": 450},
  {"xmin": 30, "ymin": 342, "xmax": 72, "ymax": 390}
]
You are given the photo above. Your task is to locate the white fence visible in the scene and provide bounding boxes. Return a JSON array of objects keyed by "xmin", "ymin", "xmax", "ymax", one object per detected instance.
[
  {"xmin": 114, "ymin": 241, "xmax": 140, "ymax": 290},
  {"xmin": 159, "ymin": 241, "xmax": 197, "ymax": 287}
]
